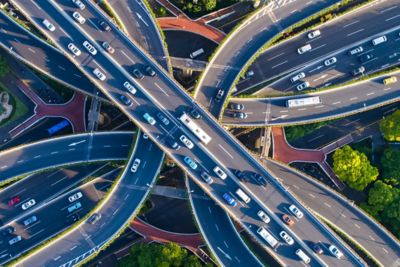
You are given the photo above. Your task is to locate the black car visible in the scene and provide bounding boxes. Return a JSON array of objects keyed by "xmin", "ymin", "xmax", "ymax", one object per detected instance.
[
  {"xmin": 2, "ymin": 226, "xmax": 15, "ymax": 236},
  {"xmin": 119, "ymin": 94, "xmax": 132, "ymax": 106},
  {"xmin": 88, "ymin": 213, "xmax": 102, "ymax": 224},
  {"xmin": 99, "ymin": 20, "xmax": 111, "ymax": 32},
  {"xmin": 145, "ymin": 65, "xmax": 156, "ymax": 77},
  {"xmin": 359, "ymin": 53, "xmax": 374, "ymax": 63},
  {"xmin": 189, "ymin": 108, "xmax": 201, "ymax": 119},
  {"xmin": 229, "ymin": 103, "xmax": 244, "ymax": 110},
  {"xmin": 233, "ymin": 112, "xmax": 247, "ymax": 119},
  {"xmin": 313, "ymin": 244, "xmax": 323, "ymax": 254},
  {"xmin": 166, "ymin": 137, "xmax": 180, "ymax": 150},
  {"xmin": 132, "ymin": 68, "xmax": 144, "ymax": 80}
]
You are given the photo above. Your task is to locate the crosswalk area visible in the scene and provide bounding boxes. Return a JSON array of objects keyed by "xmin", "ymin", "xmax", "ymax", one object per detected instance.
[{"xmin": 268, "ymin": 0, "xmax": 299, "ymax": 11}]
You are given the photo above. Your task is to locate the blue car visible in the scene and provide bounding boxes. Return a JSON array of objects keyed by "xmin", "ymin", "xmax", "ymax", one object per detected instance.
[
  {"xmin": 223, "ymin": 193, "xmax": 237, "ymax": 207},
  {"xmin": 184, "ymin": 156, "xmax": 197, "ymax": 170}
]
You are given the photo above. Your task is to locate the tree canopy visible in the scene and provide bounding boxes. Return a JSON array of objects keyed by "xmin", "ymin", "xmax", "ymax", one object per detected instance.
[
  {"xmin": 0, "ymin": 55, "xmax": 10, "ymax": 77},
  {"xmin": 367, "ymin": 180, "xmax": 398, "ymax": 211},
  {"xmin": 381, "ymin": 148, "xmax": 400, "ymax": 181},
  {"xmin": 332, "ymin": 145, "xmax": 379, "ymax": 190},
  {"xmin": 380, "ymin": 110, "xmax": 400, "ymax": 142}
]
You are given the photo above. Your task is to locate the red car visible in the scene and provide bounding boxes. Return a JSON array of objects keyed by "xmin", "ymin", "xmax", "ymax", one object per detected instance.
[
  {"xmin": 282, "ymin": 214, "xmax": 295, "ymax": 226},
  {"xmin": 8, "ymin": 196, "xmax": 21, "ymax": 207}
]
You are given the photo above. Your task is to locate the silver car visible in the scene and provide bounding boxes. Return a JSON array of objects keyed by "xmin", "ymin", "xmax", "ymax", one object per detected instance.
[{"xmin": 22, "ymin": 199, "xmax": 36, "ymax": 210}]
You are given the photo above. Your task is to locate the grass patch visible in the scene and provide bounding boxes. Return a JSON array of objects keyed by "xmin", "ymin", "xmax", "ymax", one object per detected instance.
[
  {"xmin": 0, "ymin": 82, "xmax": 29, "ymax": 127},
  {"xmin": 284, "ymin": 120, "xmax": 333, "ymax": 141},
  {"xmin": 34, "ymin": 71, "xmax": 75, "ymax": 103},
  {"xmin": 171, "ymin": 0, "xmax": 239, "ymax": 19}
]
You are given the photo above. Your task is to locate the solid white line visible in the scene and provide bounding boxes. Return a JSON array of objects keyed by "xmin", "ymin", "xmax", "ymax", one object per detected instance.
[
  {"xmin": 267, "ymin": 52, "xmax": 285, "ymax": 61},
  {"xmin": 271, "ymin": 60, "xmax": 288, "ymax": 69},
  {"xmin": 154, "ymin": 82, "xmax": 169, "ymax": 96},
  {"xmin": 51, "ymin": 176, "xmax": 68, "ymax": 187},
  {"xmin": 386, "ymin": 14, "xmax": 400, "ymax": 21},
  {"xmin": 120, "ymin": 50, "xmax": 136, "ymax": 64},
  {"xmin": 347, "ymin": 29, "xmax": 364, "ymax": 37},
  {"xmin": 343, "ymin": 20, "xmax": 359, "ymax": 28},
  {"xmin": 218, "ymin": 144, "xmax": 234, "ymax": 159},
  {"xmin": 313, "ymin": 44, "xmax": 326, "ymax": 51}
]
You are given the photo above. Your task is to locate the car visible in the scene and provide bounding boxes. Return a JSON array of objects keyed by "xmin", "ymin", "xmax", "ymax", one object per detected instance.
[
  {"xmin": 179, "ymin": 135, "xmax": 194, "ymax": 149},
  {"xmin": 359, "ymin": 53, "xmax": 374, "ymax": 63},
  {"xmin": 72, "ymin": 0, "xmax": 85, "ymax": 10},
  {"xmin": 132, "ymin": 68, "xmax": 144, "ymax": 80},
  {"xmin": 144, "ymin": 65, "xmax": 156, "ymax": 77},
  {"xmin": 290, "ymin": 72, "xmax": 306, "ymax": 83},
  {"xmin": 184, "ymin": 156, "xmax": 198, "ymax": 170},
  {"xmin": 257, "ymin": 175, "xmax": 268, "ymax": 187},
  {"xmin": 119, "ymin": 94, "xmax": 132, "ymax": 106},
  {"xmin": 200, "ymin": 172, "xmax": 213, "ymax": 185},
  {"xmin": 307, "ymin": 29, "xmax": 321, "ymax": 39},
  {"xmin": 156, "ymin": 112, "xmax": 170, "ymax": 126},
  {"xmin": 143, "ymin": 134, "xmax": 149, "ymax": 139},
  {"xmin": 329, "ymin": 245, "xmax": 343, "ymax": 259},
  {"xmin": 313, "ymin": 243, "xmax": 324, "ymax": 254},
  {"xmin": 72, "ymin": 11, "xmax": 85, "ymax": 24},
  {"xmin": 83, "ymin": 41, "xmax": 97, "ymax": 55},
  {"xmin": 371, "ymin": 35, "xmax": 387, "ymax": 46},
  {"xmin": 67, "ymin": 43, "xmax": 81, "ymax": 56},
  {"xmin": 8, "ymin": 196, "xmax": 21, "ymax": 207},
  {"xmin": 296, "ymin": 81, "xmax": 310, "ymax": 91},
  {"xmin": 123, "ymin": 81, "xmax": 137, "ymax": 94},
  {"xmin": 69, "ymin": 214, "xmax": 80, "ymax": 223},
  {"xmin": 131, "ymin": 158, "xmax": 141, "ymax": 172},
  {"xmin": 68, "ymin": 192, "xmax": 83, "ymax": 203},
  {"xmin": 233, "ymin": 112, "xmax": 247, "ymax": 119},
  {"xmin": 88, "ymin": 213, "xmax": 101, "ymax": 224},
  {"xmin": 234, "ymin": 170, "xmax": 249, "ymax": 182},
  {"xmin": 93, "ymin": 68, "xmax": 106, "ymax": 81},
  {"xmin": 348, "ymin": 46, "xmax": 363, "ymax": 55},
  {"xmin": 166, "ymin": 137, "xmax": 180, "ymax": 150},
  {"xmin": 352, "ymin": 66, "xmax": 365, "ymax": 76},
  {"xmin": 102, "ymin": 41, "xmax": 115, "ymax": 54},
  {"xmin": 222, "ymin": 193, "xmax": 237, "ymax": 207},
  {"xmin": 2, "ymin": 226, "xmax": 15, "ymax": 236},
  {"xmin": 289, "ymin": 204, "xmax": 304, "ymax": 219},
  {"xmin": 143, "ymin": 113, "xmax": 156, "ymax": 125},
  {"xmin": 23, "ymin": 215, "xmax": 38, "ymax": 226},
  {"xmin": 297, "ymin": 44, "xmax": 312, "ymax": 54},
  {"xmin": 213, "ymin": 166, "xmax": 227, "ymax": 180},
  {"xmin": 8, "ymin": 235, "xmax": 22, "ymax": 245},
  {"xmin": 42, "ymin": 19, "xmax": 55, "ymax": 32},
  {"xmin": 257, "ymin": 210, "xmax": 270, "ymax": 223},
  {"xmin": 99, "ymin": 20, "xmax": 111, "ymax": 32},
  {"xmin": 383, "ymin": 76, "xmax": 397, "ymax": 85},
  {"xmin": 215, "ymin": 89, "xmax": 224, "ymax": 102},
  {"xmin": 21, "ymin": 199, "xmax": 36, "ymax": 210},
  {"xmin": 229, "ymin": 103, "xmax": 244, "ymax": 110},
  {"xmin": 282, "ymin": 214, "xmax": 295, "ymax": 226},
  {"xmin": 67, "ymin": 202, "xmax": 82, "ymax": 213},
  {"xmin": 189, "ymin": 108, "xmax": 201, "ymax": 119},
  {"xmin": 279, "ymin": 231, "xmax": 294, "ymax": 245},
  {"xmin": 242, "ymin": 70, "xmax": 254, "ymax": 79},
  {"xmin": 324, "ymin": 57, "xmax": 337, "ymax": 66}
]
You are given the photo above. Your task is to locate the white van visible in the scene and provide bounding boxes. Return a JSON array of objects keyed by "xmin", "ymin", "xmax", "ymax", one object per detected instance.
[
  {"xmin": 190, "ymin": 48, "xmax": 204, "ymax": 59},
  {"xmin": 296, "ymin": 249, "xmax": 311, "ymax": 264},
  {"xmin": 257, "ymin": 227, "xmax": 278, "ymax": 248},
  {"xmin": 372, "ymin": 36, "xmax": 387, "ymax": 46},
  {"xmin": 297, "ymin": 44, "xmax": 312, "ymax": 54},
  {"xmin": 235, "ymin": 188, "xmax": 251, "ymax": 203}
]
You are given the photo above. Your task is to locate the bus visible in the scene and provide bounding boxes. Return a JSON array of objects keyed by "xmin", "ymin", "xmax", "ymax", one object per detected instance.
[
  {"xmin": 190, "ymin": 48, "xmax": 204, "ymax": 59},
  {"xmin": 179, "ymin": 113, "xmax": 212, "ymax": 145},
  {"xmin": 287, "ymin": 96, "xmax": 321, "ymax": 108},
  {"xmin": 47, "ymin": 119, "xmax": 69, "ymax": 136},
  {"xmin": 235, "ymin": 188, "xmax": 251, "ymax": 203},
  {"xmin": 257, "ymin": 227, "xmax": 278, "ymax": 248}
]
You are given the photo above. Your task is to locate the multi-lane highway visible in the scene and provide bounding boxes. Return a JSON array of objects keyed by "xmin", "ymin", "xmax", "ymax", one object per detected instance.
[{"xmin": 9, "ymin": 0, "xmax": 365, "ymax": 265}]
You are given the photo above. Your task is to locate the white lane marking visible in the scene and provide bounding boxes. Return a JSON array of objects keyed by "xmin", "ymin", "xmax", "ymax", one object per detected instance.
[
  {"xmin": 124, "ymin": 194, "xmax": 129, "ymax": 200},
  {"xmin": 343, "ymin": 20, "xmax": 359, "ymax": 28},
  {"xmin": 386, "ymin": 14, "xmax": 400, "ymax": 21},
  {"xmin": 154, "ymin": 82, "xmax": 169, "ymax": 96},
  {"xmin": 280, "ymin": 110, "xmax": 288, "ymax": 113},
  {"xmin": 224, "ymin": 241, "xmax": 229, "ymax": 248},
  {"xmin": 349, "ymin": 97, "xmax": 358, "ymax": 101},
  {"xmin": 0, "ymin": 165, "xmax": 7, "ymax": 169},
  {"xmin": 315, "ymin": 105, "xmax": 324, "ymax": 109},
  {"xmin": 354, "ymin": 223, "xmax": 361, "ymax": 229},
  {"xmin": 271, "ymin": 60, "xmax": 288, "ymax": 69},
  {"xmin": 292, "ymin": 184, "xmax": 299, "ymax": 189},
  {"xmin": 382, "ymin": 248, "xmax": 388, "ymax": 254},
  {"xmin": 308, "ymin": 134, "xmax": 324, "ymax": 142},
  {"xmin": 112, "ymin": 208, "xmax": 120, "ymax": 216},
  {"xmin": 215, "ymin": 224, "xmax": 220, "ymax": 231},
  {"xmin": 380, "ymin": 5, "xmax": 398, "ymax": 13},
  {"xmin": 347, "ymin": 28, "xmax": 365, "ymax": 37},
  {"xmin": 68, "ymin": 148, "xmax": 76, "ymax": 151},
  {"xmin": 27, "ymin": 229, "xmax": 45, "ymax": 239},
  {"xmin": 313, "ymin": 44, "xmax": 326, "ymax": 51},
  {"xmin": 103, "ymin": 145, "xmax": 111, "ymax": 148},
  {"xmin": 332, "ymin": 101, "xmax": 341, "ymax": 105},
  {"xmin": 218, "ymin": 144, "xmax": 234, "ymax": 159},
  {"xmin": 120, "ymin": 50, "xmax": 136, "ymax": 64},
  {"xmin": 308, "ymin": 193, "xmax": 316, "ymax": 198},
  {"xmin": 208, "ymin": 206, "xmax": 212, "ymax": 214},
  {"xmin": 267, "ymin": 52, "xmax": 285, "ymax": 61},
  {"xmin": 34, "ymin": 155, "xmax": 41, "ymax": 159},
  {"xmin": 28, "ymin": 47, "xmax": 36, "ymax": 53},
  {"xmin": 58, "ymin": 65, "xmax": 66, "ymax": 71},
  {"xmin": 54, "ymin": 256, "xmax": 61, "ymax": 261},
  {"xmin": 341, "ymin": 213, "xmax": 346, "ymax": 218},
  {"xmin": 366, "ymin": 92, "xmax": 375, "ymax": 96},
  {"xmin": 70, "ymin": 245, "xmax": 77, "ymax": 251},
  {"xmin": 17, "ymin": 160, "xmax": 24, "ymax": 163},
  {"xmin": 51, "ymin": 175, "xmax": 68, "ymax": 187},
  {"xmin": 50, "ymin": 151, "xmax": 59, "ymax": 155},
  {"xmin": 73, "ymin": 73, "xmax": 81, "ymax": 78},
  {"xmin": 298, "ymin": 108, "xmax": 307, "ymax": 111},
  {"xmin": 383, "ymin": 87, "xmax": 392, "ymax": 91},
  {"xmin": 324, "ymin": 202, "xmax": 331, "ymax": 208},
  {"xmin": 29, "ymin": 0, "xmax": 42, "ymax": 10},
  {"xmin": 369, "ymin": 235, "xmax": 375, "ymax": 241}
]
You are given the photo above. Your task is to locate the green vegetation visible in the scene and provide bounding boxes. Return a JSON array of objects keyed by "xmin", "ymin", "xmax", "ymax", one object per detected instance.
[
  {"xmin": 0, "ymin": 55, "xmax": 10, "ymax": 77},
  {"xmin": 333, "ymin": 145, "xmax": 378, "ymax": 190},
  {"xmin": 381, "ymin": 148, "xmax": 400, "ymax": 183},
  {"xmin": 0, "ymin": 82, "xmax": 29, "ymax": 127},
  {"xmin": 157, "ymin": 6, "xmax": 168, "ymax": 17},
  {"xmin": 95, "ymin": 0, "xmax": 125, "ymax": 30},
  {"xmin": 35, "ymin": 72, "xmax": 74, "ymax": 102},
  {"xmin": 284, "ymin": 120, "xmax": 331, "ymax": 141},
  {"xmin": 172, "ymin": 0, "xmax": 237, "ymax": 18},
  {"xmin": 118, "ymin": 242, "xmax": 208, "ymax": 267},
  {"xmin": 380, "ymin": 110, "xmax": 400, "ymax": 142}
]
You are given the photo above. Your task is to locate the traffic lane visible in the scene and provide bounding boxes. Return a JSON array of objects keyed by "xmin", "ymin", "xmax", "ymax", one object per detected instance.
[
  {"xmin": 0, "ymin": 133, "xmax": 133, "ymax": 181},
  {"xmin": 0, "ymin": 176, "xmax": 112, "ymax": 264},
  {"xmin": 21, "ymin": 135, "xmax": 163, "ymax": 267},
  {"xmin": 0, "ymin": 164, "xmax": 103, "ymax": 227},
  {"xmin": 265, "ymin": 160, "xmax": 400, "ymax": 266},
  {"xmin": 188, "ymin": 179, "xmax": 263, "ymax": 267},
  {"xmin": 0, "ymin": 10, "xmax": 99, "ymax": 97},
  {"xmin": 238, "ymin": 0, "xmax": 400, "ymax": 93}
]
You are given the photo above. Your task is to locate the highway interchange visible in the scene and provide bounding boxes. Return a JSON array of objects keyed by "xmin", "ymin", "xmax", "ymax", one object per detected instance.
[{"xmin": 0, "ymin": 0, "xmax": 400, "ymax": 266}]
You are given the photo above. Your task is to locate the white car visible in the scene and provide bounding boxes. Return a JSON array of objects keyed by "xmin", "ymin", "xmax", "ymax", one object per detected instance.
[
  {"xmin": 348, "ymin": 46, "xmax": 363, "ymax": 55},
  {"xmin": 42, "ymin": 19, "xmax": 55, "ymax": 32},
  {"xmin": 179, "ymin": 135, "xmax": 194, "ymax": 149},
  {"xmin": 68, "ymin": 191, "xmax": 83, "ymax": 203},
  {"xmin": 324, "ymin": 57, "xmax": 337, "ymax": 66},
  {"xmin": 307, "ymin": 30, "xmax": 321, "ymax": 39},
  {"xmin": 123, "ymin": 81, "xmax": 136, "ymax": 94},
  {"xmin": 257, "ymin": 210, "xmax": 270, "ymax": 223},
  {"xmin": 93, "ymin": 68, "xmax": 106, "ymax": 81},
  {"xmin": 296, "ymin": 81, "xmax": 309, "ymax": 91},
  {"xmin": 8, "ymin": 235, "xmax": 22, "ymax": 245},
  {"xmin": 289, "ymin": 204, "xmax": 304, "ymax": 219},
  {"xmin": 72, "ymin": 11, "xmax": 85, "ymax": 24},
  {"xmin": 280, "ymin": 231, "xmax": 294, "ymax": 245},
  {"xmin": 329, "ymin": 245, "xmax": 343, "ymax": 259},
  {"xmin": 83, "ymin": 41, "xmax": 97, "ymax": 55},
  {"xmin": 130, "ymin": 158, "xmax": 141, "ymax": 173},
  {"xmin": 21, "ymin": 199, "xmax": 36, "ymax": 210},
  {"xmin": 72, "ymin": 0, "xmax": 85, "ymax": 10},
  {"xmin": 143, "ymin": 113, "xmax": 156, "ymax": 125},
  {"xmin": 213, "ymin": 166, "xmax": 227, "ymax": 180},
  {"xmin": 290, "ymin": 72, "xmax": 305, "ymax": 83},
  {"xmin": 297, "ymin": 44, "xmax": 312, "ymax": 54},
  {"xmin": 143, "ymin": 134, "xmax": 149, "ymax": 139},
  {"xmin": 67, "ymin": 43, "xmax": 81, "ymax": 56}
]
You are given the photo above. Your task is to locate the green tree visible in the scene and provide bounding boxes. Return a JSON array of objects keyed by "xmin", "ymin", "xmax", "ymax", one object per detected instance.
[
  {"xmin": 0, "ymin": 55, "xmax": 9, "ymax": 77},
  {"xmin": 158, "ymin": 7, "xmax": 167, "ymax": 17},
  {"xmin": 367, "ymin": 180, "xmax": 398, "ymax": 211},
  {"xmin": 381, "ymin": 148, "xmax": 400, "ymax": 180},
  {"xmin": 202, "ymin": 0, "xmax": 216, "ymax": 11},
  {"xmin": 332, "ymin": 145, "xmax": 379, "ymax": 190},
  {"xmin": 380, "ymin": 110, "xmax": 400, "ymax": 142},
  {"xmin": 381, "ymin": 198, "xmax": 400, "ymax": 236},
  {"xmin": 360, "ymin": 203, "xmax": 381, "ymax": 219}
]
